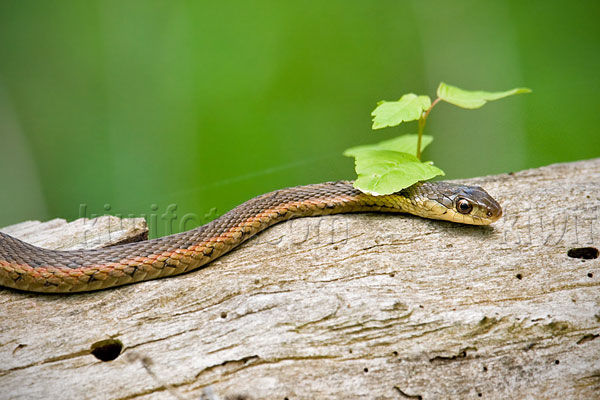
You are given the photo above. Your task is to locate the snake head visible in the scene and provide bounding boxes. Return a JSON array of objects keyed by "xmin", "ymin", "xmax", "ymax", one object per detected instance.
[{"xmin": 409, "ymin": 182, "xmax": 503, "ymax": 225}]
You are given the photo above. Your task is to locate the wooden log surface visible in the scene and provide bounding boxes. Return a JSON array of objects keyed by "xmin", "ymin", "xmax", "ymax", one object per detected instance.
[
  {"xmin": 0, "ymin": 159, "xmax": 599, "ymax": 400},
  {"xmin": 0, "ymin": 216, "xmax": 148, "ymax": 250}
]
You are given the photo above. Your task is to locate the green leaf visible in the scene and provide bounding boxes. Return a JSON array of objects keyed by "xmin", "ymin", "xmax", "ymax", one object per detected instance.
[
  {"xmin": 352, "ymin": 150, "xmax": 445, "ymax": 195},
  {"xmin": 437, "ymin": 82, "xmax": 531, "ymax": 109},
  {"xmin": 344, "ymin": 134, "xmax": 433, "ymax": 158},
  {"xmin": 371, "ymin": 94, "xmax": 431, "ymax": 129}
]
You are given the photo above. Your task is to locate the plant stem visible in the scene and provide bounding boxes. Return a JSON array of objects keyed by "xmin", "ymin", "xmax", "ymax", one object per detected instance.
[
  {"xmin": 416, "ymin": 118, "xmax": 424, "ymax": 160},
  {"xmin": 416, "ymin": 97, "xmax": 441, "ymax": 159}
]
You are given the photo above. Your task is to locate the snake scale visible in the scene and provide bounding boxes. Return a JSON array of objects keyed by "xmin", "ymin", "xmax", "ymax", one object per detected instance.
[{"xmin": 0, "ymin": 181, "xmax": 501, "ymax": 293}]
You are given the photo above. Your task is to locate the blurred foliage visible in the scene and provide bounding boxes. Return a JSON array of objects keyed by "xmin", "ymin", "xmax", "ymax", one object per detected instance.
[{"xmin": 0, "ymin": 0, "xmax": 598, "ymax": 237}]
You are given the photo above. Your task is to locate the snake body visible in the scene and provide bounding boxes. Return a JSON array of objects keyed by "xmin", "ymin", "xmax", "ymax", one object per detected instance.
[{"xmin": 0, "ymin": 181, "xmax": 501, "ymax": 293}]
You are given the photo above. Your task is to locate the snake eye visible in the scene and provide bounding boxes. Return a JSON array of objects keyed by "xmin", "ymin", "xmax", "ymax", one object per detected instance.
[{"xmin": 456, "ymin": 198, "xmax": 473, "ymax": 214}]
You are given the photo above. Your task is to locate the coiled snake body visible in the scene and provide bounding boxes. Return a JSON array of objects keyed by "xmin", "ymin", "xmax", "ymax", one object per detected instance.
[{"xmin": 0, "ymin": 181, "xmax": 501, "ymax": 293}]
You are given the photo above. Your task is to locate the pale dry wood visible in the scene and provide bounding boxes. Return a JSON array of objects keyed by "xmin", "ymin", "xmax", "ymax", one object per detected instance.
[
  {"xmin": 0, "ymin": 216, "xmax": 148, "ymax": 250},
  {"xmin": 0, "ymin": 159, "xmax": 599, "ymax": 400}
]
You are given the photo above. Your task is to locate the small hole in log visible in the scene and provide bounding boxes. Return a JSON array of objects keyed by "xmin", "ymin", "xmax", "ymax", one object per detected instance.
[
  {"xmin": 588, "ymin": 272, "xmax": 593, "ymax": 278},
  {"xmin": 516, "ymin": 273, "xmax": 523, "ymax": 280},
  {"xmin": 478, "ymin": 393, "xmax": 482, "ymax": 397},
  {"xmin": 483, "ymin": 366, "xmax": 488, "ymax": 372},
  {"xmin": 90, "ymin": 339, "xmax": 123, "ymax": 362},
  {"xmin": 393, "ymin": 351, "xmax": 398, "ymax": 356},
  {"xmin": 567, "ymin": 247, "xmax": 599, "ymax": 259},
  {"xmin": 220, "ymin": 311, "xmax": 228, "ymax": 319},
  {"xmin": 363, "ymin": 367, "xmax": 368, "ymax": 373},
  {"xmin": 554, "ymin": 360, "xmax": 560, "ymax": 365}
]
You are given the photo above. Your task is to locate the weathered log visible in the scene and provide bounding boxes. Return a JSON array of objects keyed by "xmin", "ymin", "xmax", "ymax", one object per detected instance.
[
  {"xmin": 0, "ymin": 216, "xmax": 148, "ymax": 250},
  {"xmin": 0, "ymin": 159, "xmax": 598, "ymax": 399}
]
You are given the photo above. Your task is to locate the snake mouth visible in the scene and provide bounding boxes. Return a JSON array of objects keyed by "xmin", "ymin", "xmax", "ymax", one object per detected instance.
[
  {"xmin": 449, "ymin": 209, "xmax": 500, "ymax": 225},
  {"xmin": 451, "ymin": 210, "xmax": 501, "ymax": 225}
]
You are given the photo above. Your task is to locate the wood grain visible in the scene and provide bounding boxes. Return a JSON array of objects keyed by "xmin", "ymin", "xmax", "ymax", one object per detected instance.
[{"xmin": 0, "ymin": 159, "xmax": 599, "ymax": 399}]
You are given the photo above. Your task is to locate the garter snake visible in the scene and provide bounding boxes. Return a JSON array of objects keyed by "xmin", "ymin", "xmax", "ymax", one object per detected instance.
[{"xmin": 0, "ymin": 181, "xmax": 501, "ymax": 293}]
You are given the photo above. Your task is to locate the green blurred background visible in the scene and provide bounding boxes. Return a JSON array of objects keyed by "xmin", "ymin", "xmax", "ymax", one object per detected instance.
[{"xmin": 0, "ymin": 1, "xmax": 598, "ymax": 237}]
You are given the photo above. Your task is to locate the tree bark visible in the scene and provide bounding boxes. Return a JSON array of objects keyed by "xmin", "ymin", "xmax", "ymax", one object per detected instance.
[{"xmin": 1, "ymin": 159, "xmax": 599, "ymax": 400}]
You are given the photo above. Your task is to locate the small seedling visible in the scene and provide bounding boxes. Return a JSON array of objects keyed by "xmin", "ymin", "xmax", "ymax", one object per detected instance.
[{"xmin": 344, "ymin": 82, "xmax": 530, "ymax": 195}]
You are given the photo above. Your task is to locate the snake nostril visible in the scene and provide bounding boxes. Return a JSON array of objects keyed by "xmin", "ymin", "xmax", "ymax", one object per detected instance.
[{"xmin": 90, "ymin": 339, "xmax": 123, "ymax": 362}]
